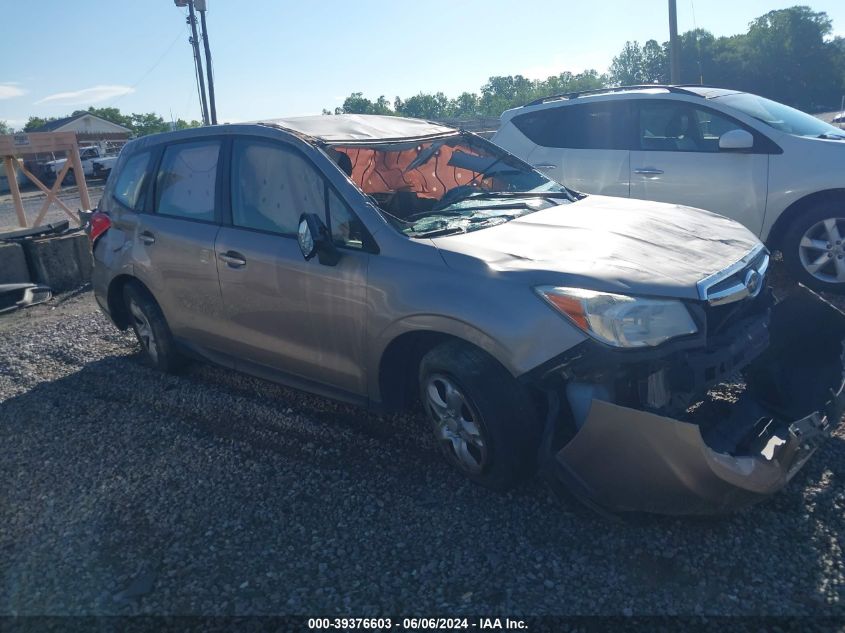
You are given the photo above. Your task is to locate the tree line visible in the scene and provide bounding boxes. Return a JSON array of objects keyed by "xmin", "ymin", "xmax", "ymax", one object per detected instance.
[{"xmin": 329, "ymin": 6, "xmax": 845, "ymax": 119}]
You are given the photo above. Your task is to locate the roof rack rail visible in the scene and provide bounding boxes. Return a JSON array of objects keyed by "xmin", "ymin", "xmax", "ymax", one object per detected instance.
[{"xmin": 523, "ymin": 85, "xmax": 704, "ymax": 107}]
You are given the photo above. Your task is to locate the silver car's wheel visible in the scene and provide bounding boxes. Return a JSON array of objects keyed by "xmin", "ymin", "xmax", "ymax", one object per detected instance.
[
  {"xmin": 128, "ymin": 296, "xmax": 158, "ymax": 363},
  {"xmin": 424, "ymin": 374, "xmax": 487, "ymax": 474},
  {"xmin": 798, "ymin": 217, "xmax": 845, "ymax": 284}
]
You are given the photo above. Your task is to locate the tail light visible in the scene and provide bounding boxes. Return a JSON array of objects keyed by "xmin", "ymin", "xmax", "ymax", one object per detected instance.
[{"xmin": 88, "ymin": 211, "xmax": 111, "ymax": 244}]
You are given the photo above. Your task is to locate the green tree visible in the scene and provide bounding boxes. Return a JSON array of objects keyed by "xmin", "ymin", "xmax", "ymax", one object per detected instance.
[
  {"xmin": 128, "ymin": 112, "xmax": 170, "ymax": 136},
  {"xmin": 609, "ymin": 41, "xmax": 646, "ymax": 85},
  {"xmin": 447, "ymin": 92, "xmax": 480, "ymax": 118},
  {"xmin": 642, "ymin": 39, "xmax": 668, "ymax": 83},
  {"xmin": 741, "ymin": 6, "xmax": 840, "ymax": 109},
  {"xmin": 397, "ymin": 92, "xmax": 449, "ymax": 119},
  {"xmin": 337, "ymin": 92, "xmax": 393, "ymax": 115},
  {"xmin": 172, "ymin": 118, "xmax": 203, "ymax": 130},
  {"xmin": 0, "ymin": 121, "xmax": 11, "ymax": 135},
  {"xmin": 23, "ymin": 116, "xmax": 56, "ymax": 132}
]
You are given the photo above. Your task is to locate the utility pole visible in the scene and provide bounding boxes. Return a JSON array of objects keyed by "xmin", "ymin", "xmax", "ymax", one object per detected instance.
[
  {"xmin": 196, "ymin": 1, "xmax": 217, "ymax": 124},
  {"xmin": 178, "ymin": 0, "xmax": 210, "ymax": 125},
  {"xmin": 668, "ymin": 0, "xmax": 681, "ymax": 84}
]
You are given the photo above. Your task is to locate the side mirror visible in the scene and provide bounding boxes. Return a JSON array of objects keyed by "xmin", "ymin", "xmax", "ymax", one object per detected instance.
[
  {"xmin": 298, "ymin": 213, "xmax": 340, "ymax": 266},
  {"xmin": 718, "ymin": 129, "xmax": 754, "ymax": 151}
]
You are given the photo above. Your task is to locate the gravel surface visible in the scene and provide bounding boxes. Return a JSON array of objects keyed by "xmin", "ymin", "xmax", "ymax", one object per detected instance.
[{"xmin": 1, "ymin": 272, "xmax": 844, "ymax": 617}]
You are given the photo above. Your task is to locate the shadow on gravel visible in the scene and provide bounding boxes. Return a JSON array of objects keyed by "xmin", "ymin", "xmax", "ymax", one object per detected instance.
[{"xmin": 2, "ymin": 350, "xmax": 844, "ymax": 616}]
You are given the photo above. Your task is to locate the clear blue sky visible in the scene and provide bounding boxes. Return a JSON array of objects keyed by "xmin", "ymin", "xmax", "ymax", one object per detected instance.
[{"xmin": 2, "ymin": 0, "xmax": 844, "ymax": 130}]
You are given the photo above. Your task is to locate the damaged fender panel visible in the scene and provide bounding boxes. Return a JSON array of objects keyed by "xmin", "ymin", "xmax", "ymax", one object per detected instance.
[{"xmin": 553, "ymin": 285, "xmax": 845, "ymax": 515}]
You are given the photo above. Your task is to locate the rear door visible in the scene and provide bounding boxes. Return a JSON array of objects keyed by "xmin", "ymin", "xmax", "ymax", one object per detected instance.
[
  {"xmin": 214, "ymin": 137, "xmax": 371, "ymax": 397},
  {"xmin": 629, "ymin": 99, "xmax": 769, "ymax": 233},
  {"xmin": 510, "ymin": 100, "xmax": 634, "ymax": 197},
  {"xmin": 131, "ymin": 138, "xmax": 227, "ymax": 351}
]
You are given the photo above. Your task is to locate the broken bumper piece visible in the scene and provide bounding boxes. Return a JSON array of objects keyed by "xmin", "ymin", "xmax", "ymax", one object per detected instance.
[
  {"xmin": 550, "ymin": 286, "xmax": 845, "ymax": 515},
  {"xmin": 0, "ymin": 283, "xmax": 52, "ymax": 314}
]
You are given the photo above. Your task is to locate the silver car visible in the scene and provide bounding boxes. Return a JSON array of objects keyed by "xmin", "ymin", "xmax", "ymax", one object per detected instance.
[{"xmin": 90, "ymin": 115, "xmax": 845, "ymax": 514}]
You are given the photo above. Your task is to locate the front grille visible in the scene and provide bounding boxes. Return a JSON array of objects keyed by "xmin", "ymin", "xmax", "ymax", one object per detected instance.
[{"xmin": 697, "ymin": 246, "xmax": 769, "ymax": 307}]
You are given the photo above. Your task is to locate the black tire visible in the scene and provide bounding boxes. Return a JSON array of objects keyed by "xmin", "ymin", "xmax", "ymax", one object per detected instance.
[
  {"xmin": 419, "ymin": 340, "xmax": 541, "ymax": 491},
  {"xmin": 123, "ymin": 282, "xmax": 185, "ymax": 373},
  {"xmin": 781, "ymin": 199, "xmax": 845, "ymax": 293}
]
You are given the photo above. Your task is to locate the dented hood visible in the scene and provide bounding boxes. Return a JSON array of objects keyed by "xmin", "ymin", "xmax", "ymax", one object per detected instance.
[{"xmin": 432, "ymin": 195, "xmax": 760, "ymax": 299}]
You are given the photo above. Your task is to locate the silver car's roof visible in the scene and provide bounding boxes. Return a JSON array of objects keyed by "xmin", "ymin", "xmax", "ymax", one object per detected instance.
[{"xmin": 258, "ymin": 114, "xmax": 456, "ymax": 144}]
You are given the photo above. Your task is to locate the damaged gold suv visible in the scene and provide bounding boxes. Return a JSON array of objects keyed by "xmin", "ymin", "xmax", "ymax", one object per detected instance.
[{"xmin": 90, "ymin": 115, "xmax": 845, "ymax": 514}]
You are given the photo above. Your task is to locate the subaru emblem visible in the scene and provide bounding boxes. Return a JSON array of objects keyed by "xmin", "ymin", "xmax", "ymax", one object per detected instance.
[{"xmin": 744, "ymin": 269, "xmax": 761, "ymax": 295}]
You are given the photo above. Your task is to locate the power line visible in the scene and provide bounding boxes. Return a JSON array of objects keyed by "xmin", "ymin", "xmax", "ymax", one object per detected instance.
[
  {"xmin": 690, "ymin": 0, "xmax": 703, "ymax": 84},
  {"xmin": 108, "ymin": 26, "xmax": 186, "ymax": 107}
]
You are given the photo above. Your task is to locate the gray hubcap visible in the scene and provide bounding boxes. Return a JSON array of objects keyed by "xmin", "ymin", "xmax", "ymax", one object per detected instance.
[
  {"xmin": 424, "ymin": 374, "xmax": 487, "ymax": 474},
  {"xmin": 799, "ymin": 218, "xmax": 845, "ymax": 283},
  {"xmin": 129, "ymin": 298, "xmax": 158, "ymax": 362}
]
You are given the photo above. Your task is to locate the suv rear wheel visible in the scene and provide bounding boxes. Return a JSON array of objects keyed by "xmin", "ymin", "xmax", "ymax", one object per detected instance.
[
  {"xmin": 418, "ymin": 340, "xmax": 540, "ymax": 491},
  {"xmin": 782, "ymin": 200, "xmax": 845, "ymax": 293},
  {"xmin": 124, "ymin": 282, "xmax": 185, "ymax": 373}
]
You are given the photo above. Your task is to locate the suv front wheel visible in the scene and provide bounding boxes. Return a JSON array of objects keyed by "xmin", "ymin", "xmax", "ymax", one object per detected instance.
[
  {"xmin": 419, "ymin": 340, "xmax": 541, "ymax": 491},
  {"xmin": 782, "ymin": 200, "xmax": 845, "ymax": 293}
]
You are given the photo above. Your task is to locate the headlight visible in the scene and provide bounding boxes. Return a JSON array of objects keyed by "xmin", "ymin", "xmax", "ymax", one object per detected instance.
[{"xmin": 536, "ymin": 286, "xmax": 698, "ymax": 348}]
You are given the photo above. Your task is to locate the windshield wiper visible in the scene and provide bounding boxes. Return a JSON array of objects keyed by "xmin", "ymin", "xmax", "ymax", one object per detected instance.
[
  {"xmin": 457, "ymin": 191, "xmax": 573, "ymax": 201},
  {"xmin": 408, "ymin": 225, "xmax": 467, "ymax": 238},
  {"xmin": 818, "ymin": 133, "xmax": 845, "ymax": 140},
  {"xmin": 409, "ymin": 213, "xmax": 517, "ymax": 238},
  {"xmin": 407, "ymin": 202, "xmax": 533, "ymax": 221},
  {"xmin": 431, "ymin": 189, "xmax": 573, "ymax": 212}
]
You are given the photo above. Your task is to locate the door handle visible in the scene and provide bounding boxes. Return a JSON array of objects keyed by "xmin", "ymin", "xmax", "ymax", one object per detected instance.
[
  {"xmin": 218, "ymin": 250, "xmax": 246, "ymax": 268},
  {"xmin": 138, "ymin": 231, "xmax": 155, "ymax": 245},
  {"xmin": 532, "ymin": 164, "xmax": 557, "ymax": 169},
  {"xmin": 634, "ymin": 168, "xmax": 665, "ymax": 176}
]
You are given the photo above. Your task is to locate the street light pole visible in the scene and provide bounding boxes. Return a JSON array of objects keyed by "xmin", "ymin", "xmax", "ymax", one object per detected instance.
[
  {"xmin": 668, "ymin": 0, "xmax": 681, "ymax": 84},
  {"xmin": 197, "ymin": 2, "xmax": 217, "ymax": 125}
]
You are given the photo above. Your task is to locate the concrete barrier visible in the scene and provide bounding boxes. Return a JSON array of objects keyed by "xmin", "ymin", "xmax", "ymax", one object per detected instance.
[
  {"xmin": 0, "ymin": 242, "xmax": 30, "ymax": 284},
  {"xmin": 23, "ymin": 233, "xmax": 92, "ymax": 293}
]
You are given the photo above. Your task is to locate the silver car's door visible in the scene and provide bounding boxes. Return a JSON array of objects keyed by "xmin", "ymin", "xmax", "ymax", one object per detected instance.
[
  {"xmin": 215, "ymin": 137, "xmax": 370, "ymax": 398},
  {"xmin": 629, "ymin": 99, "xmax": 769, "ymax": 234},
  {"xmin": 130, "ymin": 139, "xmax": 226, "ymax": 350}
]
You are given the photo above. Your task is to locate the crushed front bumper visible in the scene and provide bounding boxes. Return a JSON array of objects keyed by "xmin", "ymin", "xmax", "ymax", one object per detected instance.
[{"xmin": 545, "ymin": 286, "xmax": 845, "ymax": 515}]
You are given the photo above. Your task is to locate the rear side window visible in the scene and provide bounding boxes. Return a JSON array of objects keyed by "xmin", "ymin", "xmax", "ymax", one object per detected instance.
[
  {"xmin": 231, "ymin": 139, "xmax": 325, "ymax": 235},
  {"xmin": 512, "ymin": 101, "xmax": 633, "ymax": 150},
  {"xmin": 155, "ymin": 141, "xmax": 220, "ymax": 221},
  {"xmin": 112, "ymin": 151, "xmax": 151, "ymax": 211}
]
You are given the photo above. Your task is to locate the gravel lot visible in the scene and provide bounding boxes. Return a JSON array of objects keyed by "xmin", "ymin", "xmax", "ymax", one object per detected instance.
[{"xmin": 1, "ymin": 271, "xmax": 844, "ymax": 618}]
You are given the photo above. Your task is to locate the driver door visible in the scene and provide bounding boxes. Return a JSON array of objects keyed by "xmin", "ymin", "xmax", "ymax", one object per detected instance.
[
  {"xmin": 214, "ymin": 137, "xmax": 371, "ymax": 398},
  {"xmin": 629, "ymin": 99, "xmax": 769, "ymax": 234}
]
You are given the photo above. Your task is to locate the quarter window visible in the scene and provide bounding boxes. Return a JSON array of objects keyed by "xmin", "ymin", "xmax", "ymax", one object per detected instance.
[
  {"xmin": 112, "ymin": 151, "xmax": 151, "ymax": 211},
  {"xmin": 155, "ymin": 141, "xmax": 220, "ymax": 221},
  {"xmin": 231, "ymin": 140, "xmax": 325, "ymax": 235}
]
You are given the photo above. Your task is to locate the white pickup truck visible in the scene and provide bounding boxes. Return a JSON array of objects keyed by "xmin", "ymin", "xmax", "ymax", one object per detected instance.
[{"xmin": 42, "ymin": 146, "xmax": 119, "ymax": 183}]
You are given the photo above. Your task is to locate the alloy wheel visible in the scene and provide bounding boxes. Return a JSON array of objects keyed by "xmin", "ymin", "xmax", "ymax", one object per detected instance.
[
  {"xmin": 424, "ymin": 374, "xmax": 488, "ymax": 474},
  {"xmin": 128, "ymin": 298, "xmax": 158, "ymax": 362},
  {"xmin": 798, "ymin": 217, "xmax": 845, "ymax": 284}
]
